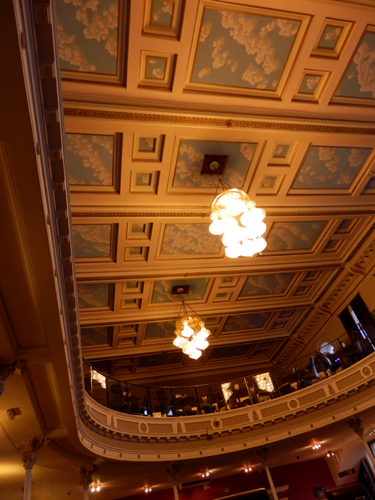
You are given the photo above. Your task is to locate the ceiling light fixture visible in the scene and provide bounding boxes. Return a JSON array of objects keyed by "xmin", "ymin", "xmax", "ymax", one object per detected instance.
[
  {"xmin": 221, "ymin": 382, "xmax": 233, "ymax": 402},
  {"xmin": 145, "ymin": 487, "xmax": 152, "ymax": 493},
  {"xmin": 173, "ymin": 289, "xmax": 211, "ymax": 360},
  {"xmin": 326, "ymin": 451, "xmax": 335, "ymax": 457},
  {"xmin": 244, "ymin": 466, "xmax": 252, "ymax": 473},
  {"xmin": 209, "ymin": 179, "xmax": 267, "ymax": 259},
  {"xmin": 312, "ymin": 444, "xmax": 321, "ymax": 450},
  {"xmin": 255, "ymin": 372, "xmax": 274, "ymax": 392},
  {"xmin": 91, "ymin": 370, "xmax": 106, "ymax": 389}
]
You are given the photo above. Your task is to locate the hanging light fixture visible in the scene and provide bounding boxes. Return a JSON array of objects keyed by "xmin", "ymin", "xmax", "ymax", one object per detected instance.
[
  {"xmin": 91, "ymin": 369, "xmax": 106, "ymax": 389},
  {"xmin": 221, "ymin": 382, "xmax": 233, "ymax": 402},
  {"xmin": 255, "ymin": 372, "xmax": 274, "ymax": 392},
  {"xmin": 173, "ymin": 289, "xmax": 211, "ymax": 360},
  {"xmin": 209, "ymin": 179, "xmax": 267, "ymax": 259}
]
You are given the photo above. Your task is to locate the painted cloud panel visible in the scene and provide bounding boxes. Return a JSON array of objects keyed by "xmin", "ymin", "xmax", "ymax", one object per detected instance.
[
  {"xmin": 223, "ymin": 312, "xmax": 270, "ymax": 331},
  {"xmin": 66, "ymin": 134, "xmax": 114, "ymax": 186},
  {"xmin": 266, "ymin": 221, "xmax": 326, "ymax": 251},
  {"xmin": 173, "ymin": 140, "xmax": 256, "ymax": 188},
  {"xmin": 240, "ymin": 273, "xmax": 295, "ymax": 297},
  {"xmin": 56, "ymin": 0, "xmax": 119, "ymax": 75},
  {"xmin": 77, "ymin": 283, "xmax": 109, "ymax": 308},
  {"xmin": 73, "ymin": 224, "xmax": 112, "ymax": 258},
  {"xmin": 146, "ymin": 321, "xmax": 176, "ymax": 340},
  {"xmin": 338, "ymin": 31, "xmax": 375, "ymax": 99},
  {"xmin": 292, "ymin": 146, "xmax": 371, "ymax": 190},
  {"xmin": 81, "ymin": 326, "xmax": 109, "ymax": 346},
  {"xmin": 192, "ymin": 7, "xmax": 300, "ymax": 91},
  {"xmin": 161, "ymin": 224, "xmax": 222, "ymax": 255}
]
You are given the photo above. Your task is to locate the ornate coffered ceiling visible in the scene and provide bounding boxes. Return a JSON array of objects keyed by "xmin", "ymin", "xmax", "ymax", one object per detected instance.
[{"xmin": 58, "ymin": 0, "xmax": 375, "ymax": 383}]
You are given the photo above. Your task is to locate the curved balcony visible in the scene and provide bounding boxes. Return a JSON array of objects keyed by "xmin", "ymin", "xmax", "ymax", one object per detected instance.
[
  {"xmin": 76, "ymin": 321, "xmax": 375, "ymax": 461},
  {"xmin": 83, "ymin": 321, "xmax": 375, "ymax": 417}
]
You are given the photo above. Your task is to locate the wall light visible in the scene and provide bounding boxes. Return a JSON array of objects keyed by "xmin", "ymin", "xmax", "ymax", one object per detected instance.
[
  {"xmin": 326, "ymin": 451, "xmax": 335, "ymax": 457},
  {"xmin": 312, "ymin": 444, "xmax": 321, "ymax": 450},
  {"xmin": 145, "ymin": 487, "xmax": 152, "ymax": 493},
  {"xmin": 244, "ymin": 466, "xmax": 252, "ymax": 473}
]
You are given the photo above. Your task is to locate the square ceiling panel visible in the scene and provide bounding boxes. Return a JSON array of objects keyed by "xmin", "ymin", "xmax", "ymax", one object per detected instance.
[
  {"xmin": 266, "ymin": 221, "xmax": 327, "ymax": 251},
  {"xmin": 186, "ymin": 0, "xmax": 310, "ymax": 97},
  {"xmin": 152, "ymin": 278, "xmax": 208, "ymax": 303},
  {"xmin": 333, "ymin": 27, "xmax": 375, "ymax": 104},
  {"xmin": 209, "ymin": 344, "xmax": 250, "ymax": 360},
  {"xmin": 139, "ymin": 352, "xmax": 183, "ymax": 368},
  {"xmin": 291, "ymin": 146, "xmax": 371, "ymax": 190},
  {"xmin": 81, "ymin": 326, "xmax": 111, "ymax": 347},
  {"xmin": 223, "ymin": 312, "xmax": 271, "ymax": 332},
  {"xmin": 171, "ymin": 140, "xmax": 256, "ymax": 189},
  {"xmin": 77, "ymin": 283, "xmax": 111, "ymax": 309},
  {"xmin": 160, "ymin": 223, "xmax": 222, "ymax": 255},
  {"xmin": 239, "ymin": 273, "xmax": 295, "ymax": 297},
  {"xmin": 72, "ymin": 224, "xmax": 115, "ymax": 259},
  {"xmin": 56, "ymin": 0, "xmax": 128, "ymax": 83},
  {"xmin": 145, "ymin": 321, "xmax": 176, "ymax": 340},
  {"xmin": 66, "ymin": 134, "xmax": 117, "ymax": 188}
]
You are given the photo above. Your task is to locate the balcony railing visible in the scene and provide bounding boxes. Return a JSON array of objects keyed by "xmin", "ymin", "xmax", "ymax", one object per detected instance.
[{"xmin": 83, "ymin": 314, "xmax": 375, "ymax": 418}]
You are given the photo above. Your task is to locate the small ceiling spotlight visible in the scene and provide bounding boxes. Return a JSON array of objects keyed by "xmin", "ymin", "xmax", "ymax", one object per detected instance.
[
  {"xmin": 90, "ymin": 482, "xmax": 101, "ymax": 492},
  {"xmin": 312, "ymin": 444, "xmax": 321, "ymax": 450},
  {"xmin": 326, "ymin": 451, "xmax": 335, "ymax": 457},
  {"xmin": 145, "ymin": 487, "xmax": 152, "ymax": 493},
  {"xmin": 201, "ymin": 470, "xmax": 210, "ymax": 478},
  {"xmin": 244, "ymin": 466, "xmax": 252, "ymax": 473},
  {"xmin": 369, "ymin": 429, "xmax": 375, "ymax": 436}
]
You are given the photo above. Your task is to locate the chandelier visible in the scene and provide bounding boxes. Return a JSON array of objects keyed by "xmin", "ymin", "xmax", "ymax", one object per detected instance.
[
  {"xmin": 221, "ymin": 382, "xmax": 233, "ymax": 402},
  {"xmin": 209, "ymin": 180, "xmax": 267, "ymax": 258},
  {"xmin": 92, "ymin": 369, "xmax": 106, "ymax": 389},
  {"xmin": 173, "ymin": 296, "xmax": 211, "ymax": 360},
  {"xmin": 255, "ymin": 372, "xmax": 274, "ymax": 392}
]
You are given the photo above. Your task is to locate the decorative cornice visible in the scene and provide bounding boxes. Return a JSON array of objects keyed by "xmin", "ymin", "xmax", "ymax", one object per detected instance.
[
  {"xmin": 64, "ymin": 108, "xmax": 375, "ymax": 135},
  {"xmin": 75, "ymin": 264, "xmax": 338, "ymax": 282},
  {"xmin": 71, "ymin": 210, "xmax": 375, "ymax": 219}
]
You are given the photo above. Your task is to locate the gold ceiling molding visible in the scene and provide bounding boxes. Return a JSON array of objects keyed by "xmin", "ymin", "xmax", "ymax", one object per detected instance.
[
  {"xmin": 75, "ymin": 264, "xmax": 338, "ymax": 282},
  {"xmin": 64, "ymin": 108, "xmax": 375, "ymax": 135},
  {"xmin": 71, "ymin": 210, "xmax": 375, "ymax": 218}
]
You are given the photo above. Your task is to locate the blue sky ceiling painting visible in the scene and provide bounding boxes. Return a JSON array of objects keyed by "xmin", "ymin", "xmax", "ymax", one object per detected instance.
[
  {"xmin": 192, "ymin": 6, "xmax": 301, "ymax": 90},
  {"xmin": 56, "ymin": 0, "xmax": 119, "ymax": 74},
  {"xmin": 338, "ymin": 30, "xmax": 375, "ymax": 100}
]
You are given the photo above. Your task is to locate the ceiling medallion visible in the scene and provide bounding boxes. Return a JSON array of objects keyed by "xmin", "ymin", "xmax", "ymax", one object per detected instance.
[
  {"xmin": 201, "ymin": 154, "xmax": 228, "ymax": 175},
  {"xmin": 173, "ymin": 289, "xmax": 210, "ymax": 360},
  {"xmin": 209, "ymin": 178, "xmax": 267, "ymax": 259}
]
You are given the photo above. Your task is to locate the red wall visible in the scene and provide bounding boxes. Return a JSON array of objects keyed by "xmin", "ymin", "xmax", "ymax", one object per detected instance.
[{"xmin": 122, "ymin": 458, "xmax": 335, "ymax": 500}]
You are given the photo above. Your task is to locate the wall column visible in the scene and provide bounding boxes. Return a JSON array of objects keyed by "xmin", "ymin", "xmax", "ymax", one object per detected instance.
[
  {"xmin": 165, "ymin": 464, "xmax": 180, "ymax": 500},
  {"xmin": 79, "ymin": 465, "xmax": 97, "ymax": 499},
  {"xmin": 19, "ymin": 438, "xmax": 41, "ymax": 500},
  {"xmin": 348, "ymin": 417, "xmax": 375, "ymax": 471},
  {"xmin": 256, "ymin": 447, "xmax": 279, "ymax": 500}
]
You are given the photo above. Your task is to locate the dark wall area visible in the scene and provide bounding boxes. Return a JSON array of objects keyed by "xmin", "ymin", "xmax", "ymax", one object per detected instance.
[{"xmin": 121, "ymin": 458, "xmax": 335, "ymax": 500}]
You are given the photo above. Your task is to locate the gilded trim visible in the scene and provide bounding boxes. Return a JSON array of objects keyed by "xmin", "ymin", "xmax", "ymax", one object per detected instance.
[{"xmin": 64, "ymin": 108, "xmax": 375, "ymax": 135}]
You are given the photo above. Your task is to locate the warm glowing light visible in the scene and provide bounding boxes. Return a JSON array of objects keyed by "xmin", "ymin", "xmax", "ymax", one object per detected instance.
[
  {"xmin": 326, "ymin": 451, "xmax": 335, "ymax": 457},
  {"xmin": 312, "ymin": 444, "xmax": 321, "ymax": 450},
  {"xmin": 145, "ymin": 487, "xmax": 152, "ymax": 493},
  {"xmin": 221, "ymin": 382, "xmax": 232, "ymax": 402},
  {"xmin": 91, "ymin": 370, "xmax": 106, "ymax": 389},
  {"xmin": 244, "ymin": 467, "xmax": 252, "ymax": 473},
  {"xmin": 174, "ymin": 304, "xmax": 211, "ymax": 360},
  {"xmin": 255, "ymin": 372, "xmax": 274, "ymax": 392},
  {"xmin": 209, "ymin": 187, "xmax": 267, "ymax": 259}
]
